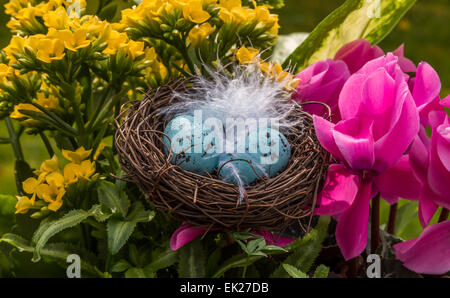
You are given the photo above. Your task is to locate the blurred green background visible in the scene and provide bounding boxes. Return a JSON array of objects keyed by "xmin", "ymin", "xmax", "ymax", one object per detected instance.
[{"xmin": 0, "ymin": 0, "xmax": 449, "ymax": 196}]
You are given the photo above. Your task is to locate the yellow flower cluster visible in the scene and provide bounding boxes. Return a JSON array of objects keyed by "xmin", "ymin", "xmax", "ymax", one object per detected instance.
[
  {"xmin": 218, "ymin": 0, "xmax": 279, "ymax": 35},
  {"xmin": 6, "ymin": 0, "xmax": 87, "ymax": 35},
  {"xmin": 235, "ymin": 46, "xmax": 300, "ymax": 90},
  {"xmin": 15, "ymin": 146, "xmax": 100, "ymax": 214}
]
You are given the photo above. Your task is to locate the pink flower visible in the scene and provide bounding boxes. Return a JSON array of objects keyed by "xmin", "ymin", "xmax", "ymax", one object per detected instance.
[
  {"xmin": 314, "ymin": 53, "xmax": 420, "ymax": 173},
  {"xmin": 334, "ymin": 39, "xmax": 416, "ymax": 74},
  {"xmin": 169, "ymin": 223, "xmax": 294, "ymax": 251},
  {"xmin": 313, "ymin": 53, "xmax": 420, "ymax": 260},
  {"xmin": 292, "ymin": 59, "xmax": 350, "ymax": 122},
  {"xmin": 393, "ymin": 220, "xmax": 450, "ymax": 275},
  {"xmin": 410, "ymin": 112, "xmax": 450, "ymax": 226}
]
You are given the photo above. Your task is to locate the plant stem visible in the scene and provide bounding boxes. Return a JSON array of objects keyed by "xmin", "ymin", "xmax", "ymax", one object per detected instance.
[
  {"xmin": 347, "ymin": 257, "xmax": 359, "ymax": 278},
  {"xmin": 5, "ymin": 117, "xmax": 24, "ymax": 161},
  {"xmin": 438, "ymin": 208, "xmax": 449, "ymax": 223},
  {"xmin": 386, "ymin": 203, "xmax": 398, "ymax": 235},
  {"xmin": 39, "ymin": 132, "xmax": 54, "ymax": 157},
  {"xmin": 371, "ymin": 193, "xmax": 380, "ymax": 254}
]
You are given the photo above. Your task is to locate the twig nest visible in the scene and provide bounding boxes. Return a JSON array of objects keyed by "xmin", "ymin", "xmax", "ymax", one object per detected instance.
[{"xmin": 115, "ymin": 78, "xmax": 329, "ymax": 231}]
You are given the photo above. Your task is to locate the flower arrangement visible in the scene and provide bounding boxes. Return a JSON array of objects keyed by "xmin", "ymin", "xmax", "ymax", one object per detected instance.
[{"xmin": 0, "ymin": 0, "xmax": 448, "ymax": 278}]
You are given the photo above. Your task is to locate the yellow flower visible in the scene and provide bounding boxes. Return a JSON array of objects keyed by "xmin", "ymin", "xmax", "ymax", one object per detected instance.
[
  {"xmin": 22, "ymin": 175, "xmax": 45, "ymax": 203},
  {"xmin": 33, "ymin": 92, "xmax": 59, "ymax": 110},
  {"xmin": 103, "ymin": 30, "xmax": 129, "ymax": 55},
  {"xmin": 36, "ymin": 38, "xmax": 66, "ymax": 63},
  {"xmin": 15, "ymin": 196, "xmax": 34, "ymax": 214},
  {"xmin": 10, "ymin": 103, "xmax": 41, "ymax": 119},
  {"xmin": 235, "ymin": 46, "xmax": 259, "ymax": 64},
  {"xmin": 62, "ymin": 146, "xmax": 92, "ymax": 164},
  {"xmin": 4, "ymin": 0, "xmax": 31, "ymax": 16},
  {"xmin": 93, "ymin": 142, "xmax": 107, "ymax": 160},
  {"xmin": 35, "ymin": 155, "xmax": 60, "ymax": 175},
  {"xmin": 45, "ymin": 172, "xmax": 65, "ymax": 188},
  {"xmin": 37, "ymin": 181, "xmax": 65, "ymax": 211},
  {"xmin": 63, "ymin": 160, "xmax": 95, "ymax": 184},
  {"xmin": 47, "ymin": 28, "xmax": 91, "ymax": 52},
  {"xmin": 187, "ymin": 23, "xmax": 216, "ymax": 45},
  {"xmin": 219, "ymin": 0, "xmax": 241, "ymax": 10},
  {"xmin": 3, "ymin": 36, "xmax": 26, "ymax": 63},
  {"xmin": 0, "ymin": 64, "xmax": 12, "ymax": 82},
  {"xmin": 43, "ymin": 6, "xmax": 69, "ymax": 29},
  {"xmin": 260, "ymin": 62, "xmax": 300, "ymax": 90},
  {"xmin": 182, "ymin": 0, "xmax": 211, "ymax": 23},
  {"xmin": 126, "ymin": 40, "xmax": 145, "ymax": 60}
]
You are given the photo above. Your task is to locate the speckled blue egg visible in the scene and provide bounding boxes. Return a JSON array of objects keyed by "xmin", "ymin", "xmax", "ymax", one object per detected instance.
[
  {"xmin": 163, "ymin": 115, "xmax": 219, "ymax": 175},
  {"xmin": 217, "ymin": 152, "xmax": 265, "ymax": 186},
  {"xmin": 247, "ymin": 127, "xmax": 291, "ymax": 177}
]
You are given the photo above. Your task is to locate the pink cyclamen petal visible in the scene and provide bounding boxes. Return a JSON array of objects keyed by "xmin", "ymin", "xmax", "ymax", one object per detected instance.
[
  {"xmin": 314, "ymin": 164, "xmax": 359, "ymax": 216},
  {"xmin": 334, "ymin": 39, "xmax": 384, "ymax": 74},
  {"xmin": 336, "ymin": 179, "xmax": 373, "ymax": 261},
  {"xmin": 170, "ymin": 223, "xmax": 209, "ymax": 250},
  {"xmin": 394, "ymin": 220, "xmax": 450, "ymax": 275},
  {"xmin": 333, "ymin": 117, "xmax": 375, "ymax": 170},
  {"xmin": 373, "ymin": 70, "xmax": 420, "ymax": 172},
  {"xmin": 373, "ymin": 155, "xmax": 421, "ymax": 203},
  {"xmin": 412, "ymin": 62, "xmax": 441, "ymax": 111},
  {"xmin": 252, "ymin": 230, "xmax": 295, "ymax": 246},
  {"xmin": 418, "ymin": 185, "xmax": 439, "ymax": 227},
  {"xmin": 293, "ymin": 59, "xmax": 350, "ymax": 122},
  {"xmin": 313, "ymin": 115, "xmax": 344, "ymax": 161}
]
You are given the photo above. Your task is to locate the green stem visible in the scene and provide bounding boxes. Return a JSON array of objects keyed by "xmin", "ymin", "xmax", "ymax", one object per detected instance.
[
  {"xmin": 39, "ymin": 132, "xmax": 54, "ymax": 157},
  {"xmin": 5, "ymin": 117, "xmax": 24, "ymax": 161}
]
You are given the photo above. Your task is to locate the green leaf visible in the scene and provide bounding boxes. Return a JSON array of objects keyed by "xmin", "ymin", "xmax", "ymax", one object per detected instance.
[
  {"xmin": 107, "ymin": 219, "xmax": 137, "ymax": 255},
  {"xmin": 282, "ymin": 263, "xmax": 309, "ymax": 278},
  {"xmin": 32, "ymin": 205, "xmax": 103, "ymax": 262},
  {"xmin": 98, "ymin": 3, "xmax": 118, "ymax": 22},
  {"xmin": 313, "ymin": 264, "xmax": 330, "ymax": 278},
  {"xmin": 97, "ymin": 180, "xmax": 130, "ymax": 217},
  {"xmin": 126, "ymin": 201, "xmax": 155, "ymax": 223},
  {"xmin": 178, "ymin": 239, "xmax": 206, "ymax": 278},
  {"xmin": 111, "ymin": 259, "xmax": 132, "ymax": 273},
  {"xmin": 271, "ymin": 216, "xmax": 330, "ymax": 278},
  {"xmin": 212, "ymin": 254, "xmax": 263, "ymax": 278},
  {"xmin": 283, "ymin": 0, "xmax": 417, "ymax": 71},
  {"xmin": 0, "ymin": 233, "xmax": 103, "ymax": 277},
  {"xmin": 125, "ymin": 267, "xmax": 155, "ymax": 278},
  {"xmin": 146, "ymin": 248, "xmax": 178, "ymax": 272}
]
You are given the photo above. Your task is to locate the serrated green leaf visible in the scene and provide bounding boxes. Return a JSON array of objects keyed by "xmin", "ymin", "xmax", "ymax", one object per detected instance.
[
  {"xmin": 212, "ymin": 254, "xmax": 263, "ymax": 278},
  {"xmin": 283, "ymin": 0, "xmax": 416, "ymax": 71},
  {"xmin": 178, "ymin": 239, "xmax": 206, "ymax": 278},
  {"xmin": 0, "ymin": 233, "xmax": 103, "ymax": 277},
  {"xmin": 107, "ymin": 219, "xmax": 137, "ymax": 255},
  {"xmin": 271, "ymin": 216, "xmax": 330, "ymax": 278},
  {"xmin": 146, "ymin": 248, "xmax": 178, "ymax": 272},
  {"xmin": 33, "ymin": 205, "xmax": 102, "ymax": 262},
  {"xmin": 313, "ymin": 264, "xmax": 330, "ymax": 278},
  {"xmin": 97, "ymin": 180, "xmax": 130, "ymax": 217},
  {"xmin": 126, "ymin": 201, "xmax": 155, "ymax": 223},
  {"xmin": 282, "ymin": 263, "xmax": 309, "ymax": 278}
]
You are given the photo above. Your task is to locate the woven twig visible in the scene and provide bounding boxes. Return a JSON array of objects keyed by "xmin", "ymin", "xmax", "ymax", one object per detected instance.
[{"xmin": 114, "ymin": 78, "xmax": 329, "ymax": 231}]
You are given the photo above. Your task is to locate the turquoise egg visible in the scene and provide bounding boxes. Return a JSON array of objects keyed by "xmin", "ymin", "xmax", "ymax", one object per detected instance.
[
  {"xmin": 247, "ymin": 127, "xmax": 291, "ymax": 178},
  {"xmin": 163, "ymin": 115, "xmax": 219, "ymax": 175},
  {"xmin": 217, "ymin": 153, "xmax": 265, "ymax": 186}
]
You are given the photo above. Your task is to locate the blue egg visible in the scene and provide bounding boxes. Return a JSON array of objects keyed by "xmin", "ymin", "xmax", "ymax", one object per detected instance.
[
  {"xmin": 163, "ymin": 115, "xmax": 219, "ymax": 175},
  {"xmin": 247, "ymin": 127, "xmax": 291, "ymax": 178},
  {"xmin": 217, "ymin": 153, "xmax": 265, "ymax": 186}
]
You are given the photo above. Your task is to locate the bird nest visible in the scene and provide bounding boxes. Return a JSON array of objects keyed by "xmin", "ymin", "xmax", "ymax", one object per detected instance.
[{"xmin": 114, "ymin": 78, "xmax": 329, "ymax": 231}]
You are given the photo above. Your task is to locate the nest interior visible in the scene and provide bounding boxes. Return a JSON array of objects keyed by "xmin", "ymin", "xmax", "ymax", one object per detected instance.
[{"xmin": 115, "ymin": 79, "xmax": 329, "ymax": 232}]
